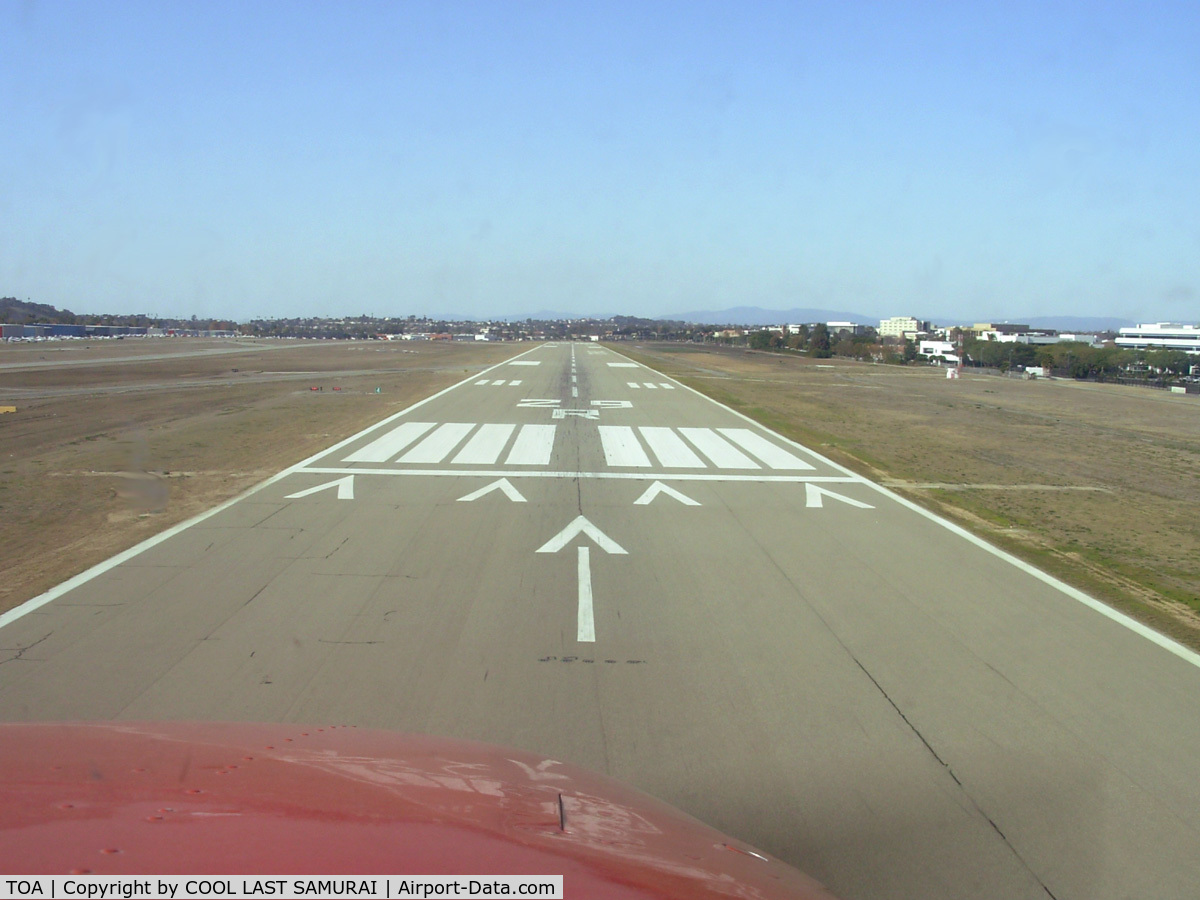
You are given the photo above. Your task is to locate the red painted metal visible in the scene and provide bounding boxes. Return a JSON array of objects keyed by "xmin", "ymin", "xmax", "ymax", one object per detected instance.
[{"xmin": 0, "ymin": 723, "xmax": 838, "ymax": 898}]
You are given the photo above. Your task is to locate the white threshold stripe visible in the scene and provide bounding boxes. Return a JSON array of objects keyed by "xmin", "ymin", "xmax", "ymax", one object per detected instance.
[
  {"xmin": 505, "ymin": 424, "xmax": 556, "ymax": 465},
  {"xmin": 492, "ymin": 379, "xmax": 506, "ymax": 385},
  {"xmin": 614, "ymin": 350, "xmax": 1200, "ymax": 672},
  {"xmin": 628, "ymin": 382, "xmax": 640, "ymax": 389},
  {"xmin": 718, "ymin": 428, "xmax": 815, "ymax": 470},
  {"xmin": 0, "ymin": 344, "xmax": 543, "ymax": 633},
  {"xmin": 599, "ymin": 426, "xmax": 652, "ymax": 467},
  {"xmin": 300, "ymin": 466, "xmax": 861, "ymax": 483},
  {"xmin": 680, "ymin": 427, "xmax": 759, "ymax": 469},
  {"xmin": 343, "ymin": 421, "xmax": 436, "ymax": 462},
  {"xmin": 640, "ymin": 426, "xmax": 704, "ymax": 468},
  {"xmin": 398, "ymin": 422, "xmax": 474, "ymax": 463},
  {"xmin": 452, "ymin": 423, "xmax": 516, "ymax": 465}
]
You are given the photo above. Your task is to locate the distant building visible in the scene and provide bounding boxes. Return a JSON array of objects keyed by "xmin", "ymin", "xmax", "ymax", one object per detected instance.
[
  {"xmin": 879, "ymin": 316, "xmax": 929, "ymax": 338},
  {"xmin": 919, "ymin": 340, "xmax": 959, "ymax": 363},
  {"xmin": 826, "ymin": 321, "xmax": 867, "ymax": 336},
  {"xmin": 1115, "ymin": 323, "xmax": 1200, "ymax": 353},
  {"xmin": 971, "ymin": 323, "xmax": 1031, "ymax": 335}
]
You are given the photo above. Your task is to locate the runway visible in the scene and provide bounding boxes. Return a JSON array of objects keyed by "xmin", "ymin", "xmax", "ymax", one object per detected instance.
[{"xmin": 3, "ymin": 342, "xmax": 1199, "ymax": 899}]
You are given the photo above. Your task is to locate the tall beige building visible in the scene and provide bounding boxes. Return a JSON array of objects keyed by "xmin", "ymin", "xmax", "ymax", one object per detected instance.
[{"xmin": 879, "ymin": 316, "xmax": 926, "ymax": 338}]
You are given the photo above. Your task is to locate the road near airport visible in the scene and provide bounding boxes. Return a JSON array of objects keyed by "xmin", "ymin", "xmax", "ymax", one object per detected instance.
[{"xmin": 2, "ymin": 342, "xmax": 1198, "ymax": 900}]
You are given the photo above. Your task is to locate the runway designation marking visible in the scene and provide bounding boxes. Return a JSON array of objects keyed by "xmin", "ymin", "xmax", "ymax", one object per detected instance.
[
  {"xmin": 552, "ymin": 409, "xmax": 599, "ymax": 419},
  {"xmin": 457, "ymin": 477, "xmax": 526, "ymax": 503},
  {"xmin": 634, "ymin": 481, "xmax": 700, "ymax": 506},
  {"xmin": 517, "ymin": 399, "xmax": 561, "ymax": 408},
  {"xmin": 285, "ymin": 475, "xmax": 355, "ymax": 501}
]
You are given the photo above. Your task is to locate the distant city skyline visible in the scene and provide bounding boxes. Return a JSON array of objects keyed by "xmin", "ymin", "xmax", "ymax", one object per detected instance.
[{"xmin": 3, "ymin": 2, "xmax": 1197, "ymax": 325}]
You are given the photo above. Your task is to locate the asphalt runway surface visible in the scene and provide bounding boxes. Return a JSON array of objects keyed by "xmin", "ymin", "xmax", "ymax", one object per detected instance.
[{"xmin": 3, "ymin": 342, "xmax": 1199, "ymax": 899}]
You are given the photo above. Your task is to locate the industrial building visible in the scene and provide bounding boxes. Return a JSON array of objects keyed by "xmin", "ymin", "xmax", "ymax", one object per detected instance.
[{"xmin": 1115, "ymin": 323, "xmax": 1200, "ymax": 353}]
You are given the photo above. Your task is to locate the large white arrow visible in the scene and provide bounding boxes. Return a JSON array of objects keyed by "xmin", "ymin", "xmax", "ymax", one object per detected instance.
[
  {"xmin": 805, "ymin": 483, "xmax": 874, "ymax": 509},
  {"xmin": 634, "ymin": 481, "xmax": 700, "ymax": 507},
  {"xmin": 457, "ymin": 478, "xmax": 526, "ymax": 503},
  {"xmin": 536, "ymin": 515, "xmax": 628, "ymax": 555},
  {"xmin": 536, "ymin": 516, "xmax": 627, "ymax": 643},
  {"xmin": 286, "ymin": 475, "xmax": 355, "ymax": 500}
]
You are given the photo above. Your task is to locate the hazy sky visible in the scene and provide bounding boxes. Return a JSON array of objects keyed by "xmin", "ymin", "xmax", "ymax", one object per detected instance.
[{"xmin": 2, "ymin": 1, "xmax": 1198, "ymax": 323}]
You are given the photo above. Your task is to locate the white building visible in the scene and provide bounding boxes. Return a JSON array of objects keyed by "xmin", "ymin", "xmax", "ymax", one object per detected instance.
[
  {"xmin": 1115, "ymin": 323, "xmax": 1200, "ymax": 353},
  {"xmin": 919, "ymin": 340, "xmax": 959, "ymax": 363}
]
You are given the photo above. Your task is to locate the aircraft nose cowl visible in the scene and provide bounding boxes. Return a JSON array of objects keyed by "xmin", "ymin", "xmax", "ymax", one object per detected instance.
[{"xmin": 0, "ymin": 721, "xmax": 840, "ymax": 899}]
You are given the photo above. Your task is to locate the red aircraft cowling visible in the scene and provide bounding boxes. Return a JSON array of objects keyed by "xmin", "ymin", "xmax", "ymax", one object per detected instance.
[{"xmin": 0, "ymin": 722, "xmax": 839, "ymax": 899}]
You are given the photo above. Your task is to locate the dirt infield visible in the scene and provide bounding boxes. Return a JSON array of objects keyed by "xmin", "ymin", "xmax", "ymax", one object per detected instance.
[
  {"xmin": 0, "ymin": 339, "xmax": 522, "ymax": 614},
  {"xmin": 617, "ymin": 342, "xmax": 1200, "ymax": 650}
]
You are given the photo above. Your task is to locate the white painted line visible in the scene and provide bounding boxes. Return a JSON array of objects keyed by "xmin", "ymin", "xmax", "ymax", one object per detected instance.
[
  {"xmin": 572, "ymin": 386, "xmax": 579, "ymax": 398},
  {"xmin": 517, "ymin": 399, "xmax": 560, "ymax": 408},
  {"xmin": 644, "ymin": 382, "xmax": 658, "ymax": 389},
  {"xmin": 719, "ymin": 428, "xmax": 815, "ymax": 470},
  {"xmin": 599, "ymin": 426, "xmax": 652, "ymax": 467},
  {"xmin": 398, "ymin": 422, "xmax": 474, "ymax": 463},
  {"xmin": 634, "ymin": 481, "xmax": 700, "ymax": 506},
  {"xmin": 608, "ymin": 362, "xmax": 638, "ymax": 368},
  {"xmin": 577, "ymin": 546, "xmax": 595, "ymax": 642},
  {"xmin": 640, "ymin": 427, "xmax": 705, "ymax": 468},
  {"xmin": 343, "ymin": 421, "xmax": 437, "ymax": 463},
  {"xmin": 680, "ymin": 428, "xmax": 760, "ymax": 469},
  {"xmin": 590, "ymin": 400, "xmax": 632, "ymax": 409},
  {"xmin": 572, "ymin": 374, "xmax": 577, "ymax": 383},
  {"xmin": 805, "ymin": 483, "xmax": 874, "ymax": 509},
  {"xmin": 475, "ymin": 379, "xmax": 489, "ymax": 385},
  {"xmin": 285, "ymin": 475, "xmax": 355, "ymax": 500},
  {"xmin": 505, "ymin": 424, "xmax": 556, "ymax": 465},
  {"xmin": 302, "ymin": 466, "xmax": 859, "ymax": 483},
  {"xmin": 510, "ymin": 360, "xmax": 542, "ymax": 366},
  {"xmin": 452, "ymin": 423, "xmax": 516, "ymax": 465},
  {"xmin": 616, "ymin": 349, "xmax": 1200, "ymax": 672},
  {"xmin": 509, "ymin": 380, "xmax": 522, "ymax": 386},
  {"xmin": 0, "ymin": 343, "xmax": 544, "ymax": 634},
  {"xmin": 660, "ymin": 383, "xmax": 675, "ymax": 390},
  {"xmin": 628, "ymin": 382, "xmax": 641, "ymax": 389},
  {"xmin": 457, "ymin": 477, "xmax": 526, "ymax": 503}
]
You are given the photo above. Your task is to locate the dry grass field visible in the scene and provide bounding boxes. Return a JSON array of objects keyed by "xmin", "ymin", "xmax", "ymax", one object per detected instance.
[
  {"xmin": 0, "ymin": 338, "xmax": 522, "ymax": 614},
  {"xmin": 617, "ymin": 342, "xmax": 1200, "ymax": 650}
]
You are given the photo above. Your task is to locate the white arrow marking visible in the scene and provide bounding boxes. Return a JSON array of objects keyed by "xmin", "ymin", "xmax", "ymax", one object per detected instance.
[
  {"xmin": 456, "ymin": 478, "xmax": 527, "ymax": 503},
  {"xmin": 286, "ymin": 475, "xmax": 355, "ymax": 500},
  {"xmin": 634, "ymin": 481, "xmax": 700, "ymax": 506},
  {"xmin": 536, "ymin": 515, "xmax": 628, "ymax": 555},
  {"xmin": 805, "ymin": 483, "xmax": 874, "ymax": 509},
  {"xmin": 577, "ymin": 546, "xmax": 595, "ymax": 642}
]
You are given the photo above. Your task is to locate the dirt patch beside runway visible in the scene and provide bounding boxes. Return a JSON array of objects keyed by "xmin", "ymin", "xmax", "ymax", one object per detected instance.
[
  {"xmin": 616, "ymin": 342, "xmax": 1200, "ymax": 650},
  {"xmin": 0, "ymin": 339, "xmax": 524, "ymax": 614}
]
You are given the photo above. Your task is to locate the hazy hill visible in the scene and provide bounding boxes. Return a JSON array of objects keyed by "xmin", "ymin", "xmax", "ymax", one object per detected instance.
[{"xmin": 657, "ymin": 306, "xmax": 876, "ymax": 326}]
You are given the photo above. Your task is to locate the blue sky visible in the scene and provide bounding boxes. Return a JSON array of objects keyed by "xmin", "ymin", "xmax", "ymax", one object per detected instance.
[{"xmin": 2, "ymin": 1, "xmax": 1197, "ymax": 323}]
